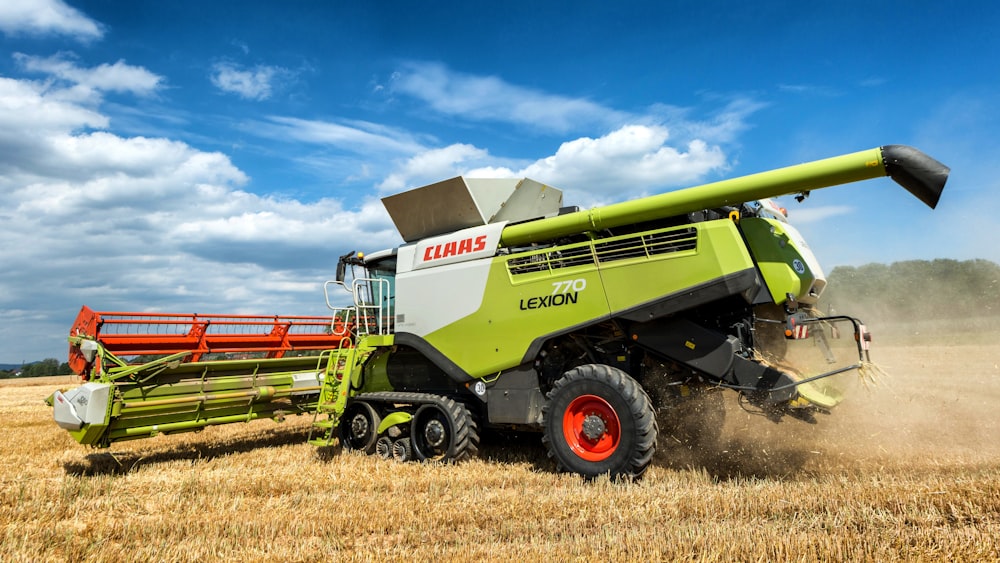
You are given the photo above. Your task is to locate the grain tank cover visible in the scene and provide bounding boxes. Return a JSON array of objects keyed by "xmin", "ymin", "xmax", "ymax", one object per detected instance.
[{"xmin": 382, "ymin": 177, "xmax": 563, "ymax": 242}]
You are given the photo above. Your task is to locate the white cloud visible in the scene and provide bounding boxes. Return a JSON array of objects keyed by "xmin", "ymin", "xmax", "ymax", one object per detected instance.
[
  {"xmin": 0, "ymin": 65, "xmax": 174, "ymax": 187},
  {"xmin": 240, "ymin": 64, "xmax": 759, "ymax": 204},
  {"xmin": 668, "ymin": 97, "xmax": 768, "ymax": 145},
  {"xmin": 373, "ymin": 64, "xmax": 761, "ymax": 205},
  {"xmin": 260, "ymin": 116, "xmax": 427, "ymax": 155},
  {"xmin": 377, "ymin": 144, "xmax": 491, "ymax": 192},
  {"xmin": 392, "ymin": 61, "xmax": 629, "ymax": 133},
  {"xmin": 0, "ymin": 0, "xmax": 103, "ymax": 40},
  {"xmin": 390, "ymin": 63, "xmax": 763, "ymax": 146},
  {"xmin": 0, "ymin": 70, "xmax": 399, "ymax": 361},
  {"xmin": 777, "ymin": 83, "xmax": 840, "ymax": 97},
  {"xmin": 211, "ymin": 62, "xmax": 288, "ymax": 101},
  {"xmin": 168, "ymin": 197, "xmax": 398, "ymax": 260},
  {"xmin": 15, "ymin": 53, "xmax": 162, "ymax": 96},
  {"xmin": 379, "ymin": 125, "xmax": 728, "ymax": 207},
  {"xmin": 520, "ymin": 126, "xmax": 726, "ymax": 200},
  {"xmin": 0, "ymin": 75, "xmax": 107, "ymax": 133}
]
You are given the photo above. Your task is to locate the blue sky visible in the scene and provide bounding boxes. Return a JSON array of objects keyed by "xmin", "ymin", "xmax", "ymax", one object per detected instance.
[{"xmin": 1, "ymin": 0, "xmax": 998, "ymax": 362}]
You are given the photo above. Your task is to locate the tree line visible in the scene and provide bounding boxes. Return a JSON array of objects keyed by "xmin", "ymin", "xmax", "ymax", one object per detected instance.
[
  {"xmin": 819, "ymin": 258, "xmax": 1000, "ymax": 321},
  {"xmin": 0, "ymin": 359, "xmax": 73, "ymax": 379}
]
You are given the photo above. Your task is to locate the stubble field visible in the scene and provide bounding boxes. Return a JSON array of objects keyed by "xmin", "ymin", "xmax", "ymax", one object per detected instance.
[{"xmin": 2, "ymin": 328, "xmax": 999, "ymax": 561}]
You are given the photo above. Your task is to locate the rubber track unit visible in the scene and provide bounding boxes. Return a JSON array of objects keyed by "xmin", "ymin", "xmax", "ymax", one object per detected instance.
[
  {"xmin": 354, "ymin": 391, "xmax": 480, "ymax": 462},
  {"xmin": 542, "ymin": 364, "xmax": 658, "ymax": 480}
]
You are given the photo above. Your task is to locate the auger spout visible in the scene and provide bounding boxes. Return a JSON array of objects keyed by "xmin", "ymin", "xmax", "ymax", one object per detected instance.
[
  {"xmin": 881, "ymin": 144, "xmax": 949, "ymax": 209},
  {"xmin": 499, "ymin": 145, "xmax": 949, "ymax": 247}
]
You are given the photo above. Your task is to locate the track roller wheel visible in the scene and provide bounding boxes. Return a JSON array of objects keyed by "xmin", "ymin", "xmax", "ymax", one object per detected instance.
[
  {"xmin": 409, "ymin": 398, "xmax": 479, "ymax": 462},
  {"xmin": 391, "ymin": 438, "xmax": 413, "ymax": 462},
  {"xmin": 375, "ymin": 436, "xmax": 393, "ymax": 459},
  {"xmin": 339, "ymin": 401, "xmax": 381, "ymax": 454},
  {"xmin": 542, "ymin": 364, "xmax": 657, "ymax": 479}
]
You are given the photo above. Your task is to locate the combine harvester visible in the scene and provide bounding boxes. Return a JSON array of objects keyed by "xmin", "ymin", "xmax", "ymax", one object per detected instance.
[{"xmin": 49, "ymin": 145, "xmax": 948, "ymax": 479}]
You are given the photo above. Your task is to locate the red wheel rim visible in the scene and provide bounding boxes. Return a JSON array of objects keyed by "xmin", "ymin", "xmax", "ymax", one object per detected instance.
[{"xmin": 562, "ymin": 394, "xmax": 621, "ymax": 462}]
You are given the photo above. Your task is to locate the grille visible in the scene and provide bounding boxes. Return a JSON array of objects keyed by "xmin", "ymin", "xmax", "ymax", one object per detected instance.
[
  {"xmin": 593, "ymin": 227, "xmax": 697, "ymax": 264},
  {"xmin": 506, "ymin": 227, "xmax": 698, "ymax": 277},
  {"xmin": 506, "ymin": 245, "xmax": 596, "ymax": 276}
]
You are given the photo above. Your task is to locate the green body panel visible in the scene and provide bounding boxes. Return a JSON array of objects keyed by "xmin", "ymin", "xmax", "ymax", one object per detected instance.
[
  {"xmin": 598, "ymin": 220, "xmax": 754, "ymax": 313},
  {"xmin": 361, "ymin": 350, "xmax": 399, "ymax": 393},
  {"xmin": 421, "ymin": 221, "xmax": 755, "ymax": 378},
  {"xmin": 68, "ymin": 419, "xmax": 110, "ymax": 445},
  {"xmin": 740, "ymin": 217, "xmax": 817, "ymax": 304},
  {"xmin": 423, "ymin": 257, "xmax": 609, "ymax": 378}
]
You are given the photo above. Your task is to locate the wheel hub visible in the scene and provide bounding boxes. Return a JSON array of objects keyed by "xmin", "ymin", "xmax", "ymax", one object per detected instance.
[
  {"xmin": 424, "ymin": 419, "xmax": 446, "ymax": 447},
  {"xmin": 580, "ymin": 414, "xmax": 606, "ymax": 441},
  {"xmin": 562, "ymin": 393, "xmax": 622, "ymax": 462},
  {"xmin": 350, "ymin": 414, "xmax": 370, "ymax": 439}
]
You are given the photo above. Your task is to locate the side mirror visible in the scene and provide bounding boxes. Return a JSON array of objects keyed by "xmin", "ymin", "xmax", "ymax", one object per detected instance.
[{"xmin": 336, "ymin": 250, "xmax": 356, "ymax": 283}]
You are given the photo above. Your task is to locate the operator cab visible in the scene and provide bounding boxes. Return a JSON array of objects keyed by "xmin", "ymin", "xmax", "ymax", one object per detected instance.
[
  {"xmin": 331, "ymin": 248, "xmax": 398, "ymax": 336},
  {"xmin": 363, "ymin": 249, "xmax": 398, "ymax": 331}
]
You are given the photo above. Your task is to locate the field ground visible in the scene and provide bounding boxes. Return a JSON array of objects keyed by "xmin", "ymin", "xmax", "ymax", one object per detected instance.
[{"xmin": 2, "ymin": 331, "xmax": 999, "ymax": 561}]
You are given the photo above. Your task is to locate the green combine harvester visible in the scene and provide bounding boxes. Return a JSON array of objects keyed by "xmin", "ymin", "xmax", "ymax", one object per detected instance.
[{"xmin": 49, "ymin": 145, "xmax": 949, "ymax": 479}]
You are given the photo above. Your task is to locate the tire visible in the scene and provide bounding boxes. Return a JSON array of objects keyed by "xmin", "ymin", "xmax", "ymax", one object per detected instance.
[
  {"xmin": 409, "ymin": 398, "xmax": 480, "ymax": 463},
  {"xmin": 339, "ymin": 401, "xmax": 381, "ymax": 454},
  {"xmin": 542, "ymin": 364, "xmax": 657, "ymax": 479}
]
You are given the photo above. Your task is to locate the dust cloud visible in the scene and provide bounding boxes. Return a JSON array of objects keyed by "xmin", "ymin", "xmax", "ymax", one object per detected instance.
[{"xmin": 663, "ymin": 319, "xmax": 1000, "ymax": 479}]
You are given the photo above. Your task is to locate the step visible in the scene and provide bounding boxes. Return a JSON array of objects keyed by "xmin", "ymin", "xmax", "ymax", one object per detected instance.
[
  {"xmin": 308, "ymin": 438, "xmax": 337, "ymax": 447},
  {"xmin": 312, "ymin": 419, "xmax": 335, "ymax": 430}
]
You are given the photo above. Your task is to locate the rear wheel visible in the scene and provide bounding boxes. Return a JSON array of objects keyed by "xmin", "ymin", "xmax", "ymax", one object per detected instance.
[{"xmin": 542, "ymin": 364, "xmax": 657, "ymax": 479}]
